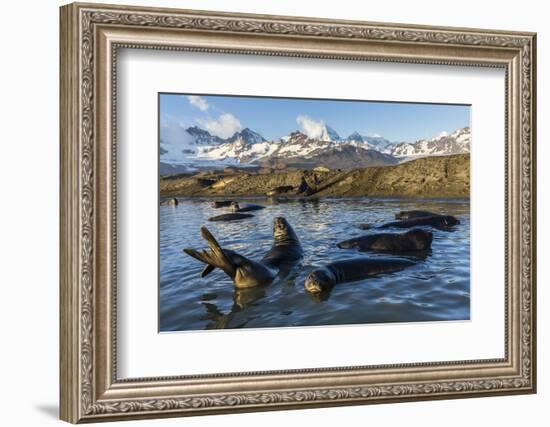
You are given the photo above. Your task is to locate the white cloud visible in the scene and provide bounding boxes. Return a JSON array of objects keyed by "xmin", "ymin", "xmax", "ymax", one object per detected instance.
[
  {"xmin": 368, "ymin": 133, "xmax": 382, "ymax": 138},
  {"xmin": 200, "ymin": 113, "xmax": 242, "ymax": 139},
  {"xmin": 187, "ymin": 95, "xmax": 209, "ymax": 111},
  {"xmin": 437, "ymin": 131, "xmax": 449, "ymax": 138},
  {"xmin": 159, "ymin": 118, "xmax": 193, "ymax": 163},
  {"xmin": 296, "ymin": 115, "xmax": 327, "ymax": 140}
]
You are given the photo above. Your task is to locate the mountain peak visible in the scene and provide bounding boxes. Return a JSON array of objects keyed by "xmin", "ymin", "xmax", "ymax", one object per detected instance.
[
  {"xmin": 185, "ymin": 126, "xmax": 224, "ymax": 145},
  {"xmin": 228, "ymin": 128, "xmax": 266, "ymax": 144},
  {"xmin": 347, "ymin": 131, "xmax": 364, "ymax": 142},
  {"xmin": 390, "ymin": 127, "xmax": 471, "ymax": 158},
  {"xmin": 186, "ymin": 125, "xmax": 210, "ymax": 135},
  {"xmin": 324, "ymin": 125, "xmax": 341, "ymax": 141}
]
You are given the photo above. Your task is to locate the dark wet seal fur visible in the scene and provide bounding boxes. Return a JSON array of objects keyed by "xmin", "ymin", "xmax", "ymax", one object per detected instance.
[
  {"xmin": 211, "ymin": 200, "xmax": 234, "ymax": 208},
  {"xmin": 230, "ymin": 202, "xmax": 266, "ymax": 213},
  {"xmin": 183, "ymin": 227, "xmax": 277, "ymax": 288},
  {"xmin": 337, "ymin": 228, "xmax": 433, "ymax": 252},
  {"xmin": 184, "ymin": 217, "xmax": 303, "ymax": 288},
  {"xmin": 394, "ymin": 210, "xmax": 442, "ymax": 220},
  {"xmin": 261, "ymin": 216, "xmax": 303, "ymax": 271},
  {"xmin": 379, "ymin": 215, "xmax": 460, "ymax": 230},
  {"xmin": 160, "ymin": 197, "xmax": 178, "ymax": 206},
  {"xmin": 304, "ymin": 258, "xmax": 415, "ymax": 294},
  {"xmin": 208, "ymin": 213, "xmax": 254, "ymax": 222}
]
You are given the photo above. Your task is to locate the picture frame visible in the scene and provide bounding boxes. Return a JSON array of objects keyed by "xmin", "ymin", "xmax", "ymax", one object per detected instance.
[{"xmin": 59, "ymin": 2, "xmax": 537, "ymax": 423}]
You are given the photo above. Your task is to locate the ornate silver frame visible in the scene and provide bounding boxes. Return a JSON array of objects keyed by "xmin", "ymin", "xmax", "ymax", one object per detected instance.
[{"xmin": 60, "ymin": 2, "xmax": 536, "ymax": 423}]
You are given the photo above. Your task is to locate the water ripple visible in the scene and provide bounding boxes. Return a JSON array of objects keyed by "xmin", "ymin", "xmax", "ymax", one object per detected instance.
[{"xmin": 160, "ymin": 197, "xmax": 470, "ymax": 331}]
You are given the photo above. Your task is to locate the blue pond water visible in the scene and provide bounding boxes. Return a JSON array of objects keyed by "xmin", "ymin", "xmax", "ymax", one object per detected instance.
[{"xmin": 159, "ymin": 197, "xmax": 470, "ymax": 331}]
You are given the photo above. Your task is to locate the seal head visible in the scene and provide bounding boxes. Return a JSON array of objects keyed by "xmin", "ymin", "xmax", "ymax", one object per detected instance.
[
  {"xmin": 273, "ymin": 216, "xmax": 299, "ymax": 244},
  {"xmin": 304, "ymin": 268, "xmax": 335, "ymax": 294}
]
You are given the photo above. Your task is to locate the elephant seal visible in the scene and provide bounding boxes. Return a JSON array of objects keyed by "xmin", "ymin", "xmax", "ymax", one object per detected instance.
[
  {"xmin": 395, "ymin": 210, "xmax": 441, "ymax": 220},
  {"xmin": 379, "ymin": 215, "xmax": 460, "ymax": 230},
  {"xmin": 208, "ymin": 213, "xmax": 254, "ymax": 222},
  {"xmin": 337, "ymin": 229, "xmax": 433, "ymax": 252},
  {"xmin": 160, "ymin": 197, "xmax": 178, "ymax": 206},
  {"xmin": 198, "ymin": 217, "xmax": 303, "ymax": 279},
  {"xmin": 230, "ymin": 202, "xmax": 266, "ymax": 213},
  {"xmin": 184, "ymin": 227, "xmax": 277, "ymax": 288},
  {"xmin": 304, "ymin": 258, "xmax": 415, "ymax": 294},
  {"xmin": 261, "ymin": 217, "xmax": 303, "ymax": 270},
  {"xmin": 211, "ymin": 200, "xmax": 234, "ymax": 208}
]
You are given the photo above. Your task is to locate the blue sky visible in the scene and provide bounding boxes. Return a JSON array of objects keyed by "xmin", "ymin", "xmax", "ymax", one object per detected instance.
[{"xmin": 159, "ymin": 93, "xmax": 470, "ymax": 142}]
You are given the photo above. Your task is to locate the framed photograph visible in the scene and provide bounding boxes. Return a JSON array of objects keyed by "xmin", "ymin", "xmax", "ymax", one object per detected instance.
[{"xmin": 60, "ymin": 2, "xmax": 537, "ymax": 423}]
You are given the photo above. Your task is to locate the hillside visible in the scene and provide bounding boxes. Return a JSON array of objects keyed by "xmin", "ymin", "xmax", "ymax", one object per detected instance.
[{"xmin": 160, "ymin": 153, "xmax": 470, "ymax": 199}]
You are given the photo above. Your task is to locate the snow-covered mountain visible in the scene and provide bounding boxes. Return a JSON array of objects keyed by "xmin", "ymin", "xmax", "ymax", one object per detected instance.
[
  {"xmin": 323, "ymin": 125, "xmax": 342, "ymax": 142},
  {"xmin": 159, "ymin": 124, "xmax": 471, "ymax": 174},
  {"xmin": 199, "ymin": 129, "xmax": 395, "ymax": 168},
  {"xmin": 390, "ymin": 127, "xmax": 470, "ymax": 158},
  {"xmin": 345, "ymin": 132, "xmax": 395, "ymax": 153},
  {"xmin": 362, "ymin": 135, "xmax": 396, "ymax": 153},
  {"xmin": 185, "ymin": 126, "xmax": 226, "ymax": 145}
]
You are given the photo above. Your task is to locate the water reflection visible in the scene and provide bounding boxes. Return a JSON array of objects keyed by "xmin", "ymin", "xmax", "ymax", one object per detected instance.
[{"xmin": 201, "ymin": 286, "xmax": 268, "ymax": 329}]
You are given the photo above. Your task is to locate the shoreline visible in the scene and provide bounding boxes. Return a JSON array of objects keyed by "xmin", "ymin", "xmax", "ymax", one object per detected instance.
[
  {"xmin": 160, "ymin": 194, "xmax": 471, "ymax": 202},
  {"xmin": 160, "ymin": 153, "xmax": 470, "ymax": 199}
]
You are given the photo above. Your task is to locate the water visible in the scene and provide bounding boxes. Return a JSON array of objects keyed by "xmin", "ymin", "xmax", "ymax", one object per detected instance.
[{"xmin": 159, "ymin": 197, "xmax": 470, "ymax": 331}]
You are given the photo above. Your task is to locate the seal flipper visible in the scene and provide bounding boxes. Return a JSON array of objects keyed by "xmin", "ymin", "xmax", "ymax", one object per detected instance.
[
  {"xmin": 184, "ymin": 226, "xmax": 277, "ymax": 288},
  {"xmin": 183, "ymin": 246, "xmax": 236, "ymax": 279},
  {"xmin": 201, "ymin": 264, "xmax": 216, "ymax": 278}
]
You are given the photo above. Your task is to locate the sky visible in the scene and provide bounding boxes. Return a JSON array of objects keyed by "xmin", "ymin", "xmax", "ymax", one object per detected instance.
[{"xmin": 159, "ymin": 93, "xmax": 470, "ymax": 143}]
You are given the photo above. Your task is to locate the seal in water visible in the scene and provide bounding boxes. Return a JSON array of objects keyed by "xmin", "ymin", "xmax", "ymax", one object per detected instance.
[
  {"xmin": 260, "ymin": 216, "xmax": 303, "ymax": 271},
  {"xmin": 184, "ymin": 217, "xmax": 303, "ymax": 287},
  {"xmin": 230, "ymin": 202, "xmax": 266, "ymax": 213},
  {"xmin": 208, "ymin": 213, "xmax": 254, "ymax": 222},
  {"xmin": 337, "ymin": 228, "xmax": 433, "ymax": 252},
  {"xmin": 198, "ymin": 216, "xmax": 303, "ymax": 279},
  {"xmin": 379, "ymin": 215, "xmax": 460, "ymax": 230},
  {"xmin": 184, "ymin": 227, "xmax": 277, "ymax": 288},
  {"xmin": 304, "ymin": 258, "xmax": 415, "ymax": 294},
  {"xmin": 211, "ymin": 200, "xmax": 234, "ymax": 208},
  {"xmin": 394, "ymin": 210, "xmax": 442, "ymax": 220},
  {"xmin": 160, "ymin": 197, "xmax": 178, "ymax": 206}
]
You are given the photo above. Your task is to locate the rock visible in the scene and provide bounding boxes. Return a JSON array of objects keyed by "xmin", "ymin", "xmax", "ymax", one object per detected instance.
[
  {"xmin": 211, "ymin": 177, "xmax": 237, "ymax": 189},
  {"xmin": 313, "ymin": 166, "xmax": 330, "ymax": 173},
  {"xmin": 266, "ymin": 185, "xmax": 294, "ymax": 197},
  {"xmin": 159, "ymin": 154, "xmax": 470, "ymax": 199}
]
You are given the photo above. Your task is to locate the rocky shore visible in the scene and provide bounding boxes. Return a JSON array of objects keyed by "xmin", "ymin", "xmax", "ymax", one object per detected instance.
[{"xmin": 160, "ymin": 153, "xmax": 470, "ymax": 199}]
